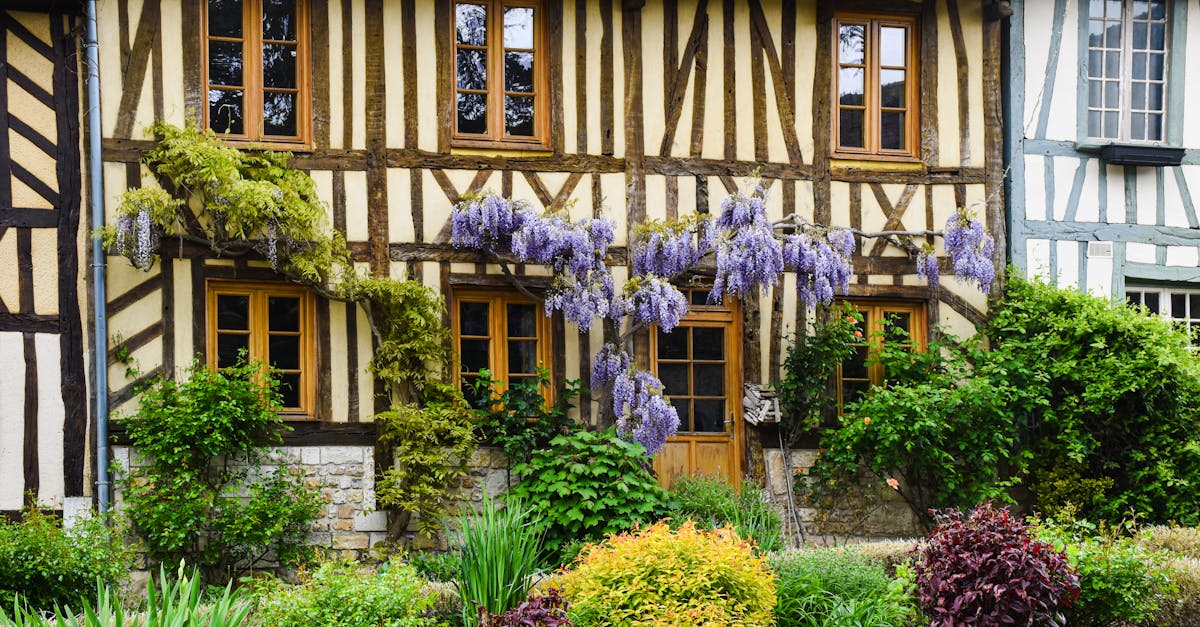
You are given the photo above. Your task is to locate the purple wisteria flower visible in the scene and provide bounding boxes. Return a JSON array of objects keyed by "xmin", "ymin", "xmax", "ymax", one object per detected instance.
[
  {"xmin": 631, "ymin": 219, "xmax": 712, "ymax": 278},
  {"xmin": 944, "ymin": 210, "xmax": 996, "ymax": 294},
  {"xmin": 611, "ymin": 369, "xmax": 680, "ymax": 455},
  {"xmin": 624, "ymin": 276, "xmax": 689, "ymax": 333},
  {"xmin": 783, "ymin": 228, "xmax": 855, "ymax": 306},
  {"xmin": 915, "ymin": 245, "xmax": 939, "ymax": 288},
  {"xmin": 131, "ymin": 208, "xmax": 159, "ymax": 271},
  {"xmin": 544, "ymin": 270, "xmax": 617, "ymax": 332},
  {"xmin": 451, "ymin": 194, "xmax": 532, "ymax": 249},
  {"xmin": 590, "ymin": 343, "xmax": 631, "ymax": 391}
]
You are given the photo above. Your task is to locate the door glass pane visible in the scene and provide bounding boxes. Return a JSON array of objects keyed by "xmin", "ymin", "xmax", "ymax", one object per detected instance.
[
  {"xmin": 457, "ymin": 49, "xmax": 488, "ymax": 90},
  {"xmin": 217, "ymin": 294, "xmax": 250, "ymax": 329},
  {"xmin": 209, "ymin": 89, "xmax": 245, "ymax": 134},
  {"xmin": 263, "ymin": 43, "xmax": 297, "ymax": 88},
  {"xmin": 838, "ymin": 24, "xmax": 864, "ymax": 64},
  {"xmin": 671, "ymin": 398, "xmax": 691, "ymax": 431},
  {"xmin": 658, "ymin": 329, "xmax": 688, "ymax": 359},
  {"xmin": 690, "ymin": 290, "xmax": 712, "ymax": 306},
  {"xmin": 659, "ymin": 363, "xmax": 689, "ymax": 396},
  {"xmin": 269, "ymin": 334, "xmax": 300, "ymax": 370},
  {"xmin": 692, "ymin": 327, "xmax": 724, "ymax": 361},
  {"xmin": 880, "ymin": 69, "xmax": 905, "ymax": 108},
  {"xmin": 459, "ymin": 301, "xmax": 489, "ymax": 336},
  {"xmin": 264, "ymin": 92, "xmax": 297, "ymax": 136},
  {"xmin": 503, "ymin": 7, "xmax": 535, "ymax": 48},
  {"xmin": 883, "ymin": 312, "xmax": 912, "ymax": 343},
  {"xmin": 505, "ymin": 95, "xmax": 535, "ymax": 136},
  {"xmin": 275, "ymin": 372, "xmax": 301, "ymax": 407},
  {"xmin": 838, "ymin": 68, "xmax": 864, "ymax": 106},
  {"xmin": 693, "ymin": 364, "xmax": 725, "ymax": 397},
  {"xmin": 268, "ymin": 296, "xmax": 300, "ymax": 331},
  {"xmin": 505, "ymin": 52, "xmax": 535, "ymax": 93},
  {"xmin": 842, "ymin": 346, "xmax": 869, "ymax": 379},
  {"xmin": 507, "ymin": 340, "xmax": 537, "ymax": 374},
  {"xmin": 460, "ymin": 339, "xmax": 490, "ymax": 373},
  {"xmin": 217, "ymin": 333, "xmax": 249, "ymax": 367},
  {"xmin": 457, "ymin": 93, "xmax": 488, "ymax": 134},
  {"xmin": 456, "ymin": 4, "xmax": 487, "ymax": 45},
  {"xmin": 507, "ymin": 303, "xmax": 537, "ymax": 337},
  {"xmin": 694, "ymin": 400, "xmax": 725, "ymax": 432},
  {"xmin": 841, "ymin": 380, "xmax": 871, "ymax": 407},
  {"xmin": 879, "ymin": 26, "xmax": 906, "ymax": 65},
  {"xmin": 208, "ymin": 0, "xmax": 243, "ymax": 38},
  {"xmin": 209, "ymin": 41, "xmax": 244, "ymax": 86},
  {"xmin": 262, "ymin": 0, "xmax": 295, "ymax": 40}
]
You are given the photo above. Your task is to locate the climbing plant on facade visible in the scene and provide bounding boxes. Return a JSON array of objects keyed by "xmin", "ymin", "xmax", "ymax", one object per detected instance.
[{"xmin": 450, "ymin": 184, "xmax": 996, "ymax": 454}]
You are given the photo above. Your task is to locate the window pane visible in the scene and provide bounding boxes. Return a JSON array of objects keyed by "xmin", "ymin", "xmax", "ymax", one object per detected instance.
[
  {"xmin": 690, "ymin": 289, "xmax": 712, "ymax": 306},
  {"xmin": 672, "ymin": 398, "xmax": 691, "ymax": 431},
  {"xmin": 1088, "ymin": 110, "xmax": 1102, "ymax": 137},
  {"xmin": 838, "ymin": 24, "xmax": 864, "ymax": 64},
  {"xmin": 1133, "ymin": 52, "xmax": 1147, "ymax": 80},
  {"xmin": 459, "ymin": 301, "xmax": 489, "ymax": 336},
  {"xmin": 1144, "ymin": 292, "xmax": 1161, "ymax": 313},
  {"xmin": 209, "ymin": 41, "xmax": 244, "ymax": 86},
  {"xmin": 276, "ymin": 372, "xmax": 300, "ymax": 408},
  {"xmin": 1172, "ymin": 293, "xmax": 1186, "ymax": 317},
  {"xmin": 881, "ymin": 111, "xmax": 905, "ymax": 150},
  {"xmin": 1150, "ymin": 54, "xmax": 1165, "ymax": 80},
  {"xmin": 505, "ymin": 95, "xmax": 535, "ymax": 136},
  {"xmin": 659, "ymin": 363, "xmax": 689, "ymax": 396},
  {"xmin": 1133, "ymin": 21, "xmax": 1148, "ymax": 49},
  {"xmin": 269, "ymin": 334, "xmax": 300, "ymax": 370},
  {"xmin": 503, "ymin": 7, "xmax": 535, "ymax": 48},
  {"xmin": 1088, "ymin": 51, "xmax": 1103, "ymax": 78},
  {"xmin": 694, "ymin": 399, "xmax": 725, "ymax": 432},
  {"xmin": 1189, "ymin": 294, "xmax": 1200, "ymax": 316},
  {"xmin": 1148, "ymin": 113, "xmax": 1163, "ymax": 141},
  {"xmin": 880, "ymin": 69, "xmax": 905, "ymax": 108},
  {"xmin": 460, "ymin": 338, "xmax": 490, "ymax": 372},
  {"xmin": 1105, "ymin": 51, "xmax": 1120, "ymax": 78},
  {"xmin": 217, "ymin": 333, "xmax": 249, "ymax": 368},
  {"xmin": 879, "ymin": 26, "xmax": 906, "ymax": 66},
  {"xmin": 268, "ymin": 296, "xmax": 300, "ymax": 331},
  {"xmin": 1149, "ymin": 83, "xmax": 1164, "ymax": 110},
  {"xmin": 455, "ymin": 3, "xmax": 487, "ymax": 46},
  {"xmin": 1133, "ymin": 0, "xmax": 1150, "ymax": 20},
  {"xmin": 457, "ymin": 49, "xmax": 487, "ymax": 90},
  {"xmin": 841, "ymin": 380, "xmax": 870, "ymax": 407},
  {"xmin": 1151, "ymin": 23, "xmax": 1166, "ymax": 50},
  {"xmin": 1104, "ymin": 110, "xmax": 1119, "ymax": 138},
  {"xmin": 262, "ymin": 43, "xmax": 297, "ymax": 89},
  {"xmin": 883, "ymin": 312, "xmax": 912, "ymax": 342},
  {"xmin": 208, "ymin": 0, "xmax": 243, "ymax": 38},
  {"xmin": 1088, "ymin": 80, "xmax": 1101, "ymax": 107},
  {"xmin": 508, "ymin": 340, "xmax": 537, "ymax": 374},
  {"xmin": 693, "ymin": 364, "xmax": 725, "ymax": 397},
  {"xmin": 843, "ymin": 346, "xmax": 869, "ymax": 379},
  {"xmin": 1132, "ymin": 113, "xmax": 1146, "ymax": 140},
  {"xmin": 839, "ymin": 109, "xmax": 864, "ymax": 148},
  {"xmin": 1106, "ymin": 0, "xmax": 1121, "ymax": 17},
  {"xmin": 505, "ymin": 52, "xmax": 534, "ymax": 93},
  {"xmin": 263, "ymin": 92, "xmax": 297, "ymax": 136},
  {"xmin": 1132, "ymin": 83, "xmax": 1146, "ymax": 110},
  {"xmin": 693, "ymin": 327, "xmax": 724, "ymax": 360},
  {"xmin": 838, "ymin": 67, "xmax": 864, "ymax": 107},
  {"xmin": 657, "ymin": 328, "xmax": 688, "ymax": 359},
  {"xmin": 507, "ymin": 303, "xmax": 537, "ymax": 337},
  {"xmin": 1106, "ymin": 20, "xmax": 1122, "ymax": 47},
  {"xmin": 1151, "ymin": 0, "xmax": 1167, "ymax": 19},
  {"xmin": 457, "ymin": 92, "xmax": 488, "ymax": 134},
  {"xmin": 262, "ymin": 0, "xmax": 295, "ymax": 40},
  {"xmin": 217, "ymin": 294, "xmax": 250, "ymax": 329},
  {"xmin": 1105, "ymin": 80, "xmax": 1119, "ymax": 109},
  {"xmin": 1089, "ymin": 19, "xmax": 1104, "ymax": 47},
  {"xmin": 209, "ymin": 89, "xmax": 245, "ymax": 134}
]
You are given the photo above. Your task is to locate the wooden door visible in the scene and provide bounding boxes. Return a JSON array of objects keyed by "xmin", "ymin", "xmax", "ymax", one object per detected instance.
[{"xmin": 651, "ymin": 294, "xmax": 742, "ymax": 488}]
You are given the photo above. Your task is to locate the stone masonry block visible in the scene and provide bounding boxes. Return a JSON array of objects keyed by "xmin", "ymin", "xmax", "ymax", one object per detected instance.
[
  {"xmin": 333, "ymin": 532, "xmax": 371, "ymax": 550},
  {"xmin": 353, "ymin": 511, "xmax": 388, "ymax": 532},
  {"xmin": 300, "ymin": 447, "xmax": 321, "ymax": 465},
  {"xmin": 322, "ymin": 446, "xmax": 366, "ymax": 465}
]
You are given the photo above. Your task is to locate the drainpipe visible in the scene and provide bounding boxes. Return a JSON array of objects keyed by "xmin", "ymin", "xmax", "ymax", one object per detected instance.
[{"xmin": 84, "ymin": 0, "xmax": 110, "ymax": 513}]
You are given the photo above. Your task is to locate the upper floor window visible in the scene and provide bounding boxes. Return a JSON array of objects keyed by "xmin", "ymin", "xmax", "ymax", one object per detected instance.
[
  {"xmin": 836, "ymin": 301, "xmax": 926, "ymax": 413},
  {"xmin": 1127, "ymin": 286, "xmax": 1200, "ymax": 344},
  {"xmin": 452, "ymin": 1, "xmax": 549, "ymax": 149},
  {"xmin": 453, "ymin": 289, "xmax": 552, "ymax": 404},
  {"xmin": 833, "ymin": 13, "xmax": 919, "ymax": 160},
  {"xmin": 206, "ymin": 281, "xmax": 316, "ymax": 418},
  {"xmin": 204, "ymin": 0, "xmax": 310, "ymax": 147},
  {"xmin": 1087, "ymin": 0, "xmax": 1169, "ymax": 142}
]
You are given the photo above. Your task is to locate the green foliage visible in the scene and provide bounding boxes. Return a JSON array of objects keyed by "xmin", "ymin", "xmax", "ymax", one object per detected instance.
[
  {"xmin": 344, "ymin": 278, "xmax": 452, "ymax": 397},
  {"xmin": 559, "ymin": 521, "xmax": 776, "ymax": 627},
  {"xmin": 987, "ymin": 275, "xmax": 1200, "ymax": 524},
  {"xmin": 455, "ymin": 495, "xmax": 546, "ymax": 627},
  {"xmin": 375, "ymin": 392, "xmax": 477, "ymax": 535},
  {"xmin": 506, "ymin": 429, "xmax": 672, "ymax": 558},
  {"xmin": 0, "ymin": 565, "xmax": 251, "ymax": 627},
  {"xmin": 807, "ymin": 328, "xmax": 1023, "ymax": 526},
  {"xmin": 777, "ymin": 303, "xmax": 862, "ymax": 439},
  {"xmin": 0, "ymin": 507, "xmax": 131, "ymax": 612},
  {"xmin": 250, "ymin": 559, "xmax": 436, "ymax": 627},
  {"xmin": 769, "ymin": 548, "xmax": 919, "ymax": 627},
  {"xmin": 468, "ymin": 370, "xmax": 581, "ymax": 468},
  {"xmin": 116, "ymin": 358, "xmax": 322, "ymax": 581},
  {"xmin": 1035, "ymin": 516, "xmax": 1174, "ymax": 626},
  {"xmin": 667, "ymin": 475, "xmax": 785, "ymax": 554},
  {"xmin": 404, "ymin": 549, "xmax": 461, "ymax": 583}
]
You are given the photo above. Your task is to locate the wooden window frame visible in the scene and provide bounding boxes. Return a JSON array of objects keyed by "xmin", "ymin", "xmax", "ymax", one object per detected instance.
[
  {"xmin": 449, "ymin": 0, "xmax": 551, "ymax": 150},
  {"xmin": 205, "ymin": 280, "xmax": 317, "ymax": 420},
  {"xmin": 201, "ymin": 0, "xmax": 312, "ymax": 150},
  {"xmin": 451, "ymin": 288, "xmax": 554, "ymax": 401},
  {"xmin": 835, "ymin": 300, "xmax": 926, "ymax": 414},
  {"xmin": 1084, "ymin": 0, "xmax": 1171, "ymax": 143},
  {"xmin": 831, "ymin": 13, "xmax": 920, "ymax": 161}
]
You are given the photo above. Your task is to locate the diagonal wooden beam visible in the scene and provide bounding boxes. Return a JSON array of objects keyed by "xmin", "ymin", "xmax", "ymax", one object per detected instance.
[
  {"xmin": 113, "ymin": 0, "xmax": 161, "ymax": 139},
  {"xmin": 659, "ymin": 1, "xmax": 709, "ymax": 156},
  {"xmin": 747, "ymin": 0, "xmax": 804, "ymax": 164},
  {"xmin": 868, "ymin": 183, "xmax": 918, "ymax": 256}
]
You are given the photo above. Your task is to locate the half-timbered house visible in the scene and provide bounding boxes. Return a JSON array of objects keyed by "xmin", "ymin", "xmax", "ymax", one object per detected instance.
[
  {"xmin": 1008, "ymin": 0, "xmax": 1200, "ymax": 324},
  {"xmin": 0, "ymin": 0, "xmax": 1006, "ymax": 542}
]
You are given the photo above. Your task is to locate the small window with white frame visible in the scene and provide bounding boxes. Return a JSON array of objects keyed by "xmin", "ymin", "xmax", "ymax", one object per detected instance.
[
  {"xmin": 1126, "ymin": 285, "xmax": 1200, "ymax": 344},
  {"xmin": 1086, "ymin": 0, "xmax": 1170, "ymax": 142}
]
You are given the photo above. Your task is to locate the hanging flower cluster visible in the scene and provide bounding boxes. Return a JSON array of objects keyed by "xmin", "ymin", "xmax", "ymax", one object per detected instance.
[
  {"xmin": 610, "ymin": 369, "xmax": 680, "ymax": 456},
  {"xmin": 623, "ymin": 275, "xmax": 689, "ymax": 333},
  {"xmin": 590, "ymin": 343, "xmax": 631, "ymax": 391},
  {"xmin": 783, "ymin": 228, "xmax": 856, "ymax": 306},
  {"xmin": 943, "ymin": 209, "xmax": 996, "ymax": 294},
  {"xmin": 709, "ymin": 190, "xmax": 785, "ymax": 302},
  {"xmin": 915, "ymin": 244, "xmax": 940, "ymax": 288},
  {"xmin": 111, "ymin": 190, "xmax": 169, "ymax": 271},
  {"xmin": 450, "ymin": 194, "xmax": 532, "ymax": 250},
  {"xmin": 631, "ymin": 217, "xmax": 712, "ymax": 278}
]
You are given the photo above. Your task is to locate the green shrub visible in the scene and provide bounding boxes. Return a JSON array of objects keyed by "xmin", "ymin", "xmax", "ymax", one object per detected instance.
[
  {"xmin": 117, "ymin": 358, "xmax": 322, "ymax": 581},
  {"xmin": 770, "ymin": 548, "xmax": 918, "ymax": 627},
  {"xmin": 251, "ymin": 559, "xmax": 435, "ymax": 627},
  {"xmin": 468, "ymin": 370, "xmax": 581, "ymax": 469},
  {"xmin": 0, "ymin": 507, "xmax": 131, "ymax": 611},
  {"xmin": 454, "ymin": 495, "xmax": 546, "ymax": 627},
  {"xmin": 506, "ymin": 429, "xmax": 671, "ymax": 558},
  {"xmin": 1140, "ymin": 525, "xmax": 1200, "ymax": 559},
  {"xmin": 404, "ymin": 549, "xmax": 461, "ymax": 583},
  {"xmin": 559, "ymin": 521, "xmax": 776, "ymax": 627},
  {"xmin": 1035, "ymin": 517, "xmax": 1173, "ymax": 626},
  {"xmin": 668, "ymin": 475, "xmax": 785, "ymax": 553}
]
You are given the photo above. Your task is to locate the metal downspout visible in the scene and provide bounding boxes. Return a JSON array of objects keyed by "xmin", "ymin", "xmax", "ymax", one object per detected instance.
[{"xmin": 84, "ymin": 0, "xmax": 109, "ymax": 513}]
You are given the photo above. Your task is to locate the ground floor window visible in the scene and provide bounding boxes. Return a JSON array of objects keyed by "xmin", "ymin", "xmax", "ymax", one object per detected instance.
[
  {"xmin": 1127, "ymin": 285, "xmax": 1200, "ymax": 344},
  {"xmin": 836, "ymin": 300, "xmax": 926, "ymax": 413},
  {"xmin": 451, "ymin": 288, "xmax": 552, "ymax": 403}
]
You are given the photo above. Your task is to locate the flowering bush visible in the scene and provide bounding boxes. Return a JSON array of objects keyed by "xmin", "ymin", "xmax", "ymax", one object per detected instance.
[
  {"xmin": 913, "ymin": 503, "xmax": 1079, "ymax": 627},
  {"xmin": 558, "ymin": 521, "xmax": 776, "ymax": 627}
]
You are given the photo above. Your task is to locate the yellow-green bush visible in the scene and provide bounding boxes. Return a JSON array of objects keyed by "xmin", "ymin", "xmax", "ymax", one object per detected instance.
[{"xmin": 557, "ymin": 520, "xmax": 776, "ymax": 627}]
